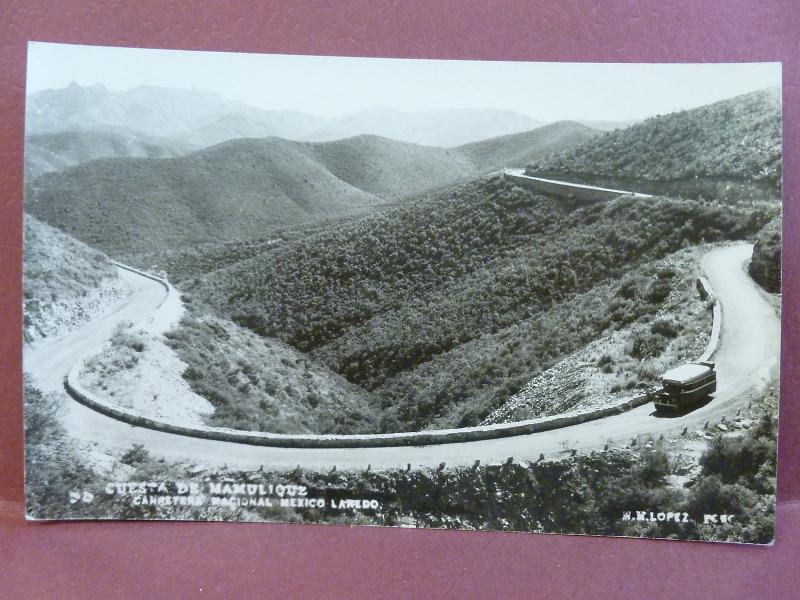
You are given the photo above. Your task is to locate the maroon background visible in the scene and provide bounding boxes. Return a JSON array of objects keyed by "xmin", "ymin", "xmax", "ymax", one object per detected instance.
[{"xmin": 1, "ymin": 1, "xmax": 798, "ymax": 597}]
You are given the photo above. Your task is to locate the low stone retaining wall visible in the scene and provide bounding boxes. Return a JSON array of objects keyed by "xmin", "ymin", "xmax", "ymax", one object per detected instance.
[
  {"xmin": 65, "ymin": 261, "xmax": 720, "ymax": 449},
  {"xmin": 112, "ymin": 260, "xmax": 169, "ymax": 290},
  {"xmin": 503, "ymin": 169, "xmax": 652, "ymax": 202},
  {"xmin": 65, "ymin": 365, "xmax": 653, "ymax": 447},
  {"xmin": 696, "ymin": 276, "xmax": 722, "ymax": 362},
  {"xmin": 526, "ymin": 170, "xmax": 780, "ymax": 203}
]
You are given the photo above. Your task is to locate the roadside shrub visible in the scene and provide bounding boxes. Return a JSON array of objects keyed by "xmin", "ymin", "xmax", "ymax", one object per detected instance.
[
  {"xmin": 596, "ymin": 354, "xmax": 614, "ymax": 373},
  {"xmin": 644, "ymin": 279, "xmax": 671, "ymax": 304},
  {"xmin": 656, "ymin": 267, "xmax": 677, "ymax": 280},
  {"xmin": 629, "ymin": 331, "xmax": 668, "ymax": 359},
  {"xmin": 184, "ymin": 367, "xmax": 204, "ymax": 381},
  {"xmin": 685, "ymin": 476, "xmax": 757, "ymax": 517},
  {"xmin": 636, "ymin": 445, "xmax": 671, "ymax": 487},
  {"xmin": 699, "ymin": 414, "xmax": 777, "ymax": 491},
  {"xmin": 617, "ymin": 278, "xmax": 638, "ymax": 300},
  {"xmin": 120, "ymin": 444, "xmax": 150, "ymax": 466},
  {"xmin": 650, "ymin": 319, "xmax": 679, "ymax": 338},
  {"xmin": 749, "ymin": 217, "xmax": 781, "ymax": 293},
  {"xmin": 23, "ymin": 376, "xmax": 61, "ymax": 445},
  {"xmin": 110, "ymin": 325, "xmax": 148, "ymax": 354}
]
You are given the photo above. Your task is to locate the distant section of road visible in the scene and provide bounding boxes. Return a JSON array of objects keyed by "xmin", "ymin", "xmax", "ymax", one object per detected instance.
[
  {"xmin": 503, "ymin": 168, "xmax": 653, "ymax": 200},
  {"xmin": 23, "ymin": 243, "xmax": 779, "ymax": 471}
]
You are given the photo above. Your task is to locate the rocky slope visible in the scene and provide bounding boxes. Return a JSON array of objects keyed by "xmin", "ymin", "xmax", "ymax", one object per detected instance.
[{"xmin": 23, "ymin": 214, "xmax": 129, "ymax": 343}]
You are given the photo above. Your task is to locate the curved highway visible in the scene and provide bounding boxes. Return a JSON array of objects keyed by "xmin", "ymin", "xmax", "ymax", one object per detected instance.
[{"xmin": 23, "ymin": 243, "xmax": 779, "ymax": 471}]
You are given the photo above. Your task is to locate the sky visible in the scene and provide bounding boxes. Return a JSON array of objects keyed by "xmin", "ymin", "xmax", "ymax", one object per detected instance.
[{"xmin": 26, "ymin": 42, "xmax": 781, "ymax": 122}]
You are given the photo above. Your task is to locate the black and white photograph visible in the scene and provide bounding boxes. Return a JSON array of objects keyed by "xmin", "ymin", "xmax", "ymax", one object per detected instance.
[{"xmin": 22, "ymin": 42, "xmax": 781, "ymax": 543}]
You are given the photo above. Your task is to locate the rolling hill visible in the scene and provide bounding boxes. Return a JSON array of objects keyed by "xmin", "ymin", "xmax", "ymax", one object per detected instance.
[
  {"xmin": 24, "ymin": 129, "xmax": 192, "ymax": 181},
  {"xmin": 458, "ymin": 121, "xmax": 599, "ymax": 172},
  {"xmin": 25, "ymin": 137, "xmax": 382, "ymax": 256},
  {"xmin": 25, "ymin": 123, "xmax": 594, "ymax": 256},
  {"xmin": 304, "ymin": 134, "xmax": 477, "ymax": 198},
  {"xmin": 302, "ymin": 106, "xmax": 544, "ymax": 147},
  {"xmin": 529, "ymin": 87, "xmax": 782, "ymax": 195}
]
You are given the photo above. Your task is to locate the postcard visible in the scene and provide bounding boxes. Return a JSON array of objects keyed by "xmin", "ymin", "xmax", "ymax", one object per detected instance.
[{"xmin": 22, "ymin": 42, "xmax": 781, "ymax": 543}]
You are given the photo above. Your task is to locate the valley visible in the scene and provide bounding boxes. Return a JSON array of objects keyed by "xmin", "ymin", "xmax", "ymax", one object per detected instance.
[
  {"xmin": 177, "ymin": 179, "xmax": 775, "ymax": 433},
  {"xmin": 22, "ymin": 82, "xmax": 782, "ymax": 439}
]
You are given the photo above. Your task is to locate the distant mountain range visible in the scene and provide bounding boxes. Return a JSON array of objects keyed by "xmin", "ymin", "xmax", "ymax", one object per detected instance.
[
  {"xmin": 300, "ymin": 106, "xmax": 544, "ymax": 147},
  {"xmin": 24, "ymin": 121, "xmax": 597, "ymax": 256},
  {"xmin": 25, "ymin": 83, "xmax": 549, "ymax": 150},
  {"xmin": 25, "ymin": 83, "xmax": 323, "ymax": 141},
  {"xmin": 24, "ymin": 83, "xmax": 639, "ymax": 182}
]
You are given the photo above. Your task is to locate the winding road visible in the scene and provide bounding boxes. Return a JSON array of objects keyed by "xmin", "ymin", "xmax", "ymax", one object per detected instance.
[{"xmin": 23, "ymin": 243, "xmax": 779, "ymax": 471}]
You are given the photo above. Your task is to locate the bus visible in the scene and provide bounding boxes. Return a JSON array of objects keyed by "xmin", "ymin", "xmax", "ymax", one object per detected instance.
[{"xmin": 654, "ymin": 361, "xmax": 716, "ymax": 413}]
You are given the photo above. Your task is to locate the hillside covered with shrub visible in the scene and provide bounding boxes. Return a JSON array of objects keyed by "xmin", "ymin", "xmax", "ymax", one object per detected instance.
[
  {"xmin": 278, "ymin": 399, "xmax": 777, "ymax": 542},
  {"xmin": 25, "ymin": 118, "xmax": 599, "ymax": 257},
  {"xmin": 24, "ymin": 129, "xmax": 190, "ymax": 181},
  {"xmin": 749, "ymin": 217, "xmax": 781, "ymax": 293},
  {"xmin": 481, "ymin": 247, "xmax": 714, "ymax": 425},
  {"xmin": 163, "ymin": 313, "xmax": 378, "ymax": 434},
  {"xmin": 457, "ymin": 121, "xmax": 599, "ymax": 172},
  {"xmin": 529, "ymin": 87, "xmax": 781, "ymax": 191},
  {"xmin": 23, "ymin": 214, "xmax": 126, "ymax": 343},
  {"xmin": 187, "ymin": 176, "xmax": 776, "ymax": 432},
  {"xmin": 25, "ymin": 137, "xmax": 384, "ymax": 255}
]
